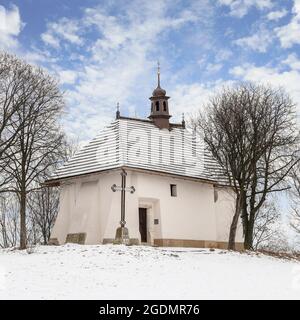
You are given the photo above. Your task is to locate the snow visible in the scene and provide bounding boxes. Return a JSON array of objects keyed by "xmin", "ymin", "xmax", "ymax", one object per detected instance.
[{"xmin": 0, "ymin": 244, "xmax": 299, "ymax": 300}]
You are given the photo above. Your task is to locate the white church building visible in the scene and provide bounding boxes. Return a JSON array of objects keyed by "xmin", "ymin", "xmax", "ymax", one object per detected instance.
[{"xmin": 45, "ymin": 67, "xmax": 244, "ymax": 249}]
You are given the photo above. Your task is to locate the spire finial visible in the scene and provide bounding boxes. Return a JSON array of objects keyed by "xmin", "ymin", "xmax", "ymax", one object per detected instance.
[
  {"xmin": 182, "ymin": 112, "xmax": 186, "ymax": 129},
  {"xmin": 116, "ymin": 102, "xmax": 120, "ymax": 119},
  {"xmin": 157, "ymin": 60, "xmax": 161, "ymax": 88},
  {"xmin": 149, "ymin": 61, "xmax": 171, "ymax": 129}
]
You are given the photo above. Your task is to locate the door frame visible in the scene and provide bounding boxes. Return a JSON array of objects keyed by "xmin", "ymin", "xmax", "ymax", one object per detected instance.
[
  {"xmin": 138, "ymin": 199, "xmax": 160, "ymax": 246},
  {"xmin": 139, "ymin": 207, "xmax": 148, "ymax": 243}
]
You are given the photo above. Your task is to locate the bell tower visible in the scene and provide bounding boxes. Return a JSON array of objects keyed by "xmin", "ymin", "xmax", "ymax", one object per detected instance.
[{"xmin": 148, "ymin": 62, "xmax": 171, "ymax": 129}]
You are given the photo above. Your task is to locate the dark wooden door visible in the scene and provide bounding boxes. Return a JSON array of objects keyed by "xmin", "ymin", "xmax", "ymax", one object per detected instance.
[{"xmin": 139, "ymin": 208, "xmax": 147, "ymax": 243}]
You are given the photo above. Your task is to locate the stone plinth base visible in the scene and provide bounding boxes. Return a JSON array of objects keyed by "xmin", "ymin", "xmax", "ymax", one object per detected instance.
[
  {"xmin": 103, "ymin": 237, "xmax": 139, "ymax": 246},
  {"xmin": 113, "ymin": 226, "xmax": 138, "ymax": 245}
]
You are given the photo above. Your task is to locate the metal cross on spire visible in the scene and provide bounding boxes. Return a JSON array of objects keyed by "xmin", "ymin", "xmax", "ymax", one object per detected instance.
[
  {"xmin": 116, "ymin": 102, "xmax": 120, "ymax": 119},
  {"xmin": 157, "ymin": 60, "xmax": 161, "ymax": 88}
]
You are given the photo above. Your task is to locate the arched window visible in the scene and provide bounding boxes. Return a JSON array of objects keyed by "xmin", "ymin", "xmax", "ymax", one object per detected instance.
[
  {"xmin": 163, "ymin": 101, "xmax": 167, "ymax": 112},
  {"xmin": 156, "ymin": 101, "xmax": 160, "ymax": 111},
  {"xmin": 151, "ymin": 102, "xmax": 154, "ymax": 112}
]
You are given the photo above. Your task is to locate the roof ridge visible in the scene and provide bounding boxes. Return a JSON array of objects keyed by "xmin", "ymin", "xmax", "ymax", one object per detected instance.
[{"xmin": 118, "ymin": 115, "xmax": 184, "ymax": 128}]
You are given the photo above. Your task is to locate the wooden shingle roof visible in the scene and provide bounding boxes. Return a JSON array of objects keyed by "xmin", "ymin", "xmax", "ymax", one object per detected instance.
[{"xmin": 46, "ymin": 117, "xmax": 228, "ymax": 186}]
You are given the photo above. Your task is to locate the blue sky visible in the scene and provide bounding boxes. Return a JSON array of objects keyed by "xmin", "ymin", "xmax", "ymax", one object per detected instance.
[{"xmin": 0, "ymin": 0, "xmax": 300, "ymax": 142}]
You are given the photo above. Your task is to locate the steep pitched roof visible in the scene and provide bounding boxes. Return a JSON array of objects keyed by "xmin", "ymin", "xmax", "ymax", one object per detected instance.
[{"xmin": 46, "ymin": 117, "xmax": 228, "ymax": 185}]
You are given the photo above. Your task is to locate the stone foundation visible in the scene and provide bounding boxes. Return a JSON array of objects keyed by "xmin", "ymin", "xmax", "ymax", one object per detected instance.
[
  {"xmin": 50, "ymin": 236, "xmax": 244, "ymax": 251},
  {"xmin": 153, "ymin": 239, "xmax": 244, "ymax": 251}
]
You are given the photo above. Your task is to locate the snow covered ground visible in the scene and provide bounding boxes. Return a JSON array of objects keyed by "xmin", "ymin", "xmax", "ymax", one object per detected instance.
[{"xmin": 0, "ymin": 244, "xmax": 299, "ymax": 300}]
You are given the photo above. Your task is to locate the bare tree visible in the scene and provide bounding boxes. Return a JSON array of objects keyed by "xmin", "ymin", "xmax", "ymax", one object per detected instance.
[
  {"xmin": 0, "ymin": 53, "xmax": 38, "ymax": 192},
  {"xmin": 194, "ymin": 83, "xmax": 299, "ymax": 250},
  {"xmin": 29, "ymin": 136, "xmax": 79, "ymax": 245},
  {"xmin": 28, "ymin": 186, "xmax": 59, "ymax": 245},
  {"xmin": 290, "ymin": 161, "xmax": 300, "ymax": 233},
  {"xmin": 0, "ymin": 194, "xmax": 19, "ymax": 248},
  {"xmin": 0, "ymin": 140, "xmax": 73, "ymax": 248},
  {"xmin": 2, "ymin": 57, "xmax": 65, "ymax": 249},
  {"xmin": 253, "ymin": 201, "xmax": 280, "ymax": 250},
  {"xmin": 257, "ymin": 220, "xmax": 293, "ymax": 253}
]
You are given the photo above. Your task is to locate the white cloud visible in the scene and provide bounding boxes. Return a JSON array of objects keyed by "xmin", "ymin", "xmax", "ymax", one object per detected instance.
[
  {"xmin": 230, "ymin": 63, "xmax": 300, "ymax": 111},
  {"xmin": 283, "ymin": 53, "xmax": 300, "ymax": 71},
  {"xmin": 41, "ymin": 17, "xmax": 83, "ymax": 49},
  {"xmin": 206, "ymin": 63, "xmax": 223, "ymax": 73},
  {"xmin": 218, "ymin": 0, "xmax": 273, "ymax": 18},
  {"xmin": 170, "ymin": 83, "xmax": 213, "ymax": 118},
  {"xmin": 52, "ymin": 1, "xmax": 214, "ymax": 140},
  {"xmin": 0, "ymin": 5, "xmax": 23, "ymax": 50},
  {"xmin": 170, "ymin": 79, "xmax": 236, "ymax": 120},
  {"xmin": 215, "ymin": 49, "xmax": 233, "ymax": 62},
  {"xmin": 234, "ymin": 26, "xmax": 273, "ymax": 52},
  {"xmin": 267, "ymin": 9, "xmax": 288, "ymax": 21},
  {"xmin": 41, "ymin": 33, "xmax": 60, "ymax": 49},
  {"xmin": 276, "ymin": 0, "xmax": 300, "ymax": 48},
  {"xmin": 197, "ymin": 55, "xmax": 208, "ymax": 67},
  {"xmin": 84, "ymin": 4, "xmax": 200, "ymax": 59},
  {"xmin": 59, "ymin": 70, "xmax": 78, "ymax": 85}
]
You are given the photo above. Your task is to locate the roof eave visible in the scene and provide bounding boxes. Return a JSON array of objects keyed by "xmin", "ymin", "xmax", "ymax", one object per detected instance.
[{"xmin": 43, "ymin": 165, "xmax": 230, "ymax": 188}]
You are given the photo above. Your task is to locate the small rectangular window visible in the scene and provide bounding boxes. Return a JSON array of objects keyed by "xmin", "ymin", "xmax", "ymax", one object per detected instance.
[{"xmin": 170, "ymin": 184, "xmax": 177, "ymax": 197}]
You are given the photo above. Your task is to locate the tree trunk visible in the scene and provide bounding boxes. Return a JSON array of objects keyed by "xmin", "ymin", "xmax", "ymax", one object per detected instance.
[
  {"xmin": 244, "ymin": 217, "xmax": 254, "ymax": 250},
  {"xmin": 228, "ymin": 193, "xmax": 240, "ymax": 250},
  {"xmin": 19, "ymin": 190, "xmax": 27, "ymax": 249},
  {"xmin": 1, "ymin": 210, "xmax": 8, "ymax": 248},
  {"xmin": 43, "ymin": 229, "xmax": 48, "ymax": 245}
]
